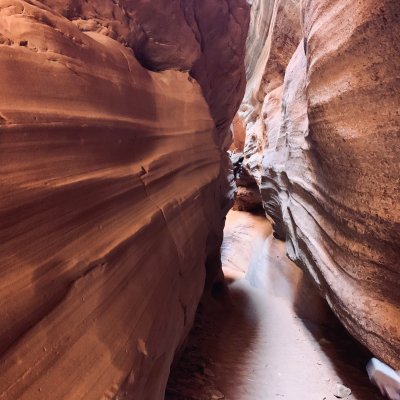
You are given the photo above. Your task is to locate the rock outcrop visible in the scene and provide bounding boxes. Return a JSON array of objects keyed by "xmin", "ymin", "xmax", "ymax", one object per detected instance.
[
  {"xmin": 240, "ymin": 0, "xmax": 400, "ymax": 369},
  {"xmin": 0, "ymin": 1, "xmax": 249, "ymax": 399}
]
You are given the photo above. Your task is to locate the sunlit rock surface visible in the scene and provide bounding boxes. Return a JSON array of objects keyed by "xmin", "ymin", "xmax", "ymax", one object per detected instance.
[
  {"xmin": 240, "ymin": 0, "xmax": 400, "ymax": 369},
  {"xmin": 0, "ymin": 1, "xmax": 249, "ymax": 399},
  {"xmin": 240, "ymin": 0, "xmax": 302, "ymax": 185}
]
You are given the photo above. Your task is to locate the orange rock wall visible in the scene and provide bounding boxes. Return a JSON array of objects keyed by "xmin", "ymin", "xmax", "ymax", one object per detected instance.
[{"xmin": 0, "ymin": 1, "xmax": 249, "ymax": 399}]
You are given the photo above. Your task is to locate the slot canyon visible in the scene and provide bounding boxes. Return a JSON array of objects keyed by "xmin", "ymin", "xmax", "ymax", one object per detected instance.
[{"xmin": 0, "ymin": 0, "xmax": 399, "ymax": 399}]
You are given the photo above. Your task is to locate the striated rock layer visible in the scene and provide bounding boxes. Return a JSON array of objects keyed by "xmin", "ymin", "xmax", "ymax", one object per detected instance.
[
  {"xmin": 240, "ymin": 0, "xmax": 400, "ymax": 369},
  {"xmin": 0, "ymin": 1, "xmax": 249, "ymax": 399}
]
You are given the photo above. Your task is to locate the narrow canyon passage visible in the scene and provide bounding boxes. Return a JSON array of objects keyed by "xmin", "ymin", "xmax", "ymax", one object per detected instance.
[
  {"xmin": 0, "ymin": 0, "xmax": 398, "ymax": 398},
  {"xmin": 166, "ymin": 211, "xmax": 383, "ymax": 400}
]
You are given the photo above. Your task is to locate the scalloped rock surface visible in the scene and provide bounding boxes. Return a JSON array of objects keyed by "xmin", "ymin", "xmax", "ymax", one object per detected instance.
[{"xmin": 240, "ymin": 0, "xmax": 400, "ymax": 369}]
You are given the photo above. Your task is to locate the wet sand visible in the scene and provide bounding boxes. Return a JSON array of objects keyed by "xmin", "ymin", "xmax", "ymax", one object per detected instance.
[{"xmin": 166, "ymin": 210, "xmax": 384, "ymax": 400}]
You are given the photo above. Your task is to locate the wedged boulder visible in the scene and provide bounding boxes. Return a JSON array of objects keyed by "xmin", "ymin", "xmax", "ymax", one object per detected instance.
[{"xmin": 233, "ymin": 162, "xmax": 263, "ymax": 213}]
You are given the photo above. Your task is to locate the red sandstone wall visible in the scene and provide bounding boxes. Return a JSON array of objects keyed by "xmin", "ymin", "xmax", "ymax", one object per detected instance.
[{"xmin": 0, "ymin": 1, "xmax": 250, "ymax": 398}]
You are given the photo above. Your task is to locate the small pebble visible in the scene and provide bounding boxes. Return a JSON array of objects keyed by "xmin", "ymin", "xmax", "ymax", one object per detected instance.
[
  {"xmin": 333, "ymin": 383, "xmax": 352, "ymax": 398},
  {"xmin": 209, "ymin": 389, "xmax": 224, "ymax": 399}
]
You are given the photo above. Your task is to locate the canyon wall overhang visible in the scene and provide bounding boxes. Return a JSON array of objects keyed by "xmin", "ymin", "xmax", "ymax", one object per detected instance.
[
  {"xmin": 0, "ymin": 1, "xmax": 249, "ymax": 399},
  {"xmin": 37, "ymin": 0, "xmax": 250, "ymax": 144},
  {"xmin": 240, "ymin": 0, "xmax": 400, "ymax": 369}
]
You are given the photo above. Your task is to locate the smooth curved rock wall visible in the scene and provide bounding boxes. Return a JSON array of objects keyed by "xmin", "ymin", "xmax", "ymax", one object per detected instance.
[
  {"xmin": 302, "ymin": 0, "xmax": 400, "ymax": 369},
  {"xmin": 0, "ymin": 1, "xmax": 249, "ymax": 398}
]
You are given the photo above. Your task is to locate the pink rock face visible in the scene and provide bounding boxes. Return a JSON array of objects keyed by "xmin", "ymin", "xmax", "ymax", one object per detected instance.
[
  {"xmin": 241, "ymin": 0, "xmax": 400, "ymax": 369},
  {"xmin": 0, "ymin": 1, "xmax": 249, "ymax": 399}
]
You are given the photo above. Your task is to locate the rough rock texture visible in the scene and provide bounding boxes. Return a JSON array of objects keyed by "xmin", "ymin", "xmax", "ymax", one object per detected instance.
[
  {"xmin": 229, "ymin": 151, "xmax": 262, "ymax": 213},
  {"xmin": 233, "ymin": 186, "xmax": 263, "ymax": 213},
  {"xmin": 232, "ymin": 158, "xmax": 263, "ymax": 212},
  {"xmin": 0, "ymin": 1, "xmax": 249, "ymax": 399},
  {"xmin": 241, "ymin": 0, "xmax": 400, "ymax": 369},
  {"xmin": 36, "ymin": 0, "xmax": 250, "ymax": 144}
]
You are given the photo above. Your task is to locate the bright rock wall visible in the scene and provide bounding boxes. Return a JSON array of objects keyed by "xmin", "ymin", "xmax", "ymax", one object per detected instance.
[{"xmin": 240, "ymin": 0, "xmax": 400, "ymax": 369}]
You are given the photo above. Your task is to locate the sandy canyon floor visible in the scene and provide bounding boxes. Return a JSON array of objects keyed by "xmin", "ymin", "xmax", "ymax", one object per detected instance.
[{"xmin": 166, "ymin": 210, "xmax": 384, "ymax": 400}]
